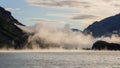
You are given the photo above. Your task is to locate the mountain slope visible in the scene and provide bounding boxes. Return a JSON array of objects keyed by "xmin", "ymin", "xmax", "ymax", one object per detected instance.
[
  {"xmin": 84, "ymin": 13, "xmax": 120, "ymax": 37},
  {"xmin": 0, "ymin": 6, "xmax": 28, "ymax": 49}
]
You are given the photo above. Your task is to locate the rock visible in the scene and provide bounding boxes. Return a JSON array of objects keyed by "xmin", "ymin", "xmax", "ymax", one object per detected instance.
[
  {"xmin": 0, "ymin": 6, "xmax": 28, "ymax": 49},
  {"xmin": 84, "ymin": 13, "xmax": 120, "ymax": 37},
  {"xmin": 92, "ymin": 40, "xmax": 120, "ymax": 50}
]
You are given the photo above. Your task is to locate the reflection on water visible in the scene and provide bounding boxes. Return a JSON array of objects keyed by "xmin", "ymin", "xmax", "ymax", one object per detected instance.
[{"xmin": 0, "ymin": 51, "xmax": 120, "ymax": 68}]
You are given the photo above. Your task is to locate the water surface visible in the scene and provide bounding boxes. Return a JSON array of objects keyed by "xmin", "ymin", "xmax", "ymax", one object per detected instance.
[{"xmin": 0, "ymin": 51, "xmax": 120, "ymax": 68}]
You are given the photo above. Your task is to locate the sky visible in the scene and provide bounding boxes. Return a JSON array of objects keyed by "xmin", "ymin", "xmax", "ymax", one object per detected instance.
[{"xmin": 0, "ymin": 0, "xmax": 120, "ymax": 30}]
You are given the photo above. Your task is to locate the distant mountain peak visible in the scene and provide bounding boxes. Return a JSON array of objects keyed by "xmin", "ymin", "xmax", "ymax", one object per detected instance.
[
  {"xmin": 84, "ymin": 13, "xmax": 120, "ymax": 37},
  {"xmin": 0, "ymin": 6, "xmax": 24, "ymax": 26}
]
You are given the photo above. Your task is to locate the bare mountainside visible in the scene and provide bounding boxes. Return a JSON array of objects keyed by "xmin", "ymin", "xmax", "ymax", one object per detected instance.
[
  {"xmin": 84, "ymin": 13, "xmax": 120, "ymax": 37},
  {"xmin": 0, "ymin": 6, "xmax": 28, "ymax": 49}
]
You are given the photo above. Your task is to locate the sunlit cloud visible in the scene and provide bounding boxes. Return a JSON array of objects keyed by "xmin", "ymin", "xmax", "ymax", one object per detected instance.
[
  {"xmin": 26, "ymin": 0, "xmax": 120, "ymax": 20},
  {"xmin": 26, "ymin": 0, "xmax": 120, "ymax": 12},
  {"xmin": 26, "ymin": 0, "xmax": 91, "ymax": 9},
  {"xmin": 48, "ymin": 13, "xmax": 98, "ymax": 20},
  {"xmin": 30, "ymin": 18, "xmax": 67, "ymax": 24},
  {"xmin": 26, "ymin": 0, "xmax": 120, "ymax": 30},
  {"xmin": 48, "ymin": 13, "xmax": 100, "ymax": 29}
]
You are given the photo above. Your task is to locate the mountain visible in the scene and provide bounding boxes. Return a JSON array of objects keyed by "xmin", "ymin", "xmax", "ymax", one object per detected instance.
[
  {"xmin": 0, "ymin": 6, "xmax": 28, "ymax": 49},
  {"xmin": 92, "ymin": 40, "xmax": 120, "ymax": 50},
  {"xmin": 84, "ymin": 13, "xmax": 120, "ymax": 37}
]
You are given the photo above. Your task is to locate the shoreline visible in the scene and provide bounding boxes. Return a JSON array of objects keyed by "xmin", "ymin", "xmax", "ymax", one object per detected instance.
[{"xmin": 0, "ymin": 49, "xmax": 120, "ymax": 53}]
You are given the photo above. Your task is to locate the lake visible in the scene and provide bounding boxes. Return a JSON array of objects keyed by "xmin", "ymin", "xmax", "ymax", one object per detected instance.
[{"xmin": 0, "ymin": 50, "xmax": 120, "ymax": 68}]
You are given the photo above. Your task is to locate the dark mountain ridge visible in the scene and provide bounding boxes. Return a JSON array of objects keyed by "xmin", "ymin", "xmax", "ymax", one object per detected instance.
[
  {"xmin": 84, "ymin": 13, "xmax": 120, "ymax": 37},
  {"xmin": 0, "ymin": 6, "xmax": 28, "ymax": 49}
]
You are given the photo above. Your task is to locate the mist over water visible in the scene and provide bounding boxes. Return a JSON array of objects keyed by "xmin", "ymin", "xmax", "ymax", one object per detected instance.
[{"xmin": 17, "ymin": 23, "xmax": 120, "ymax": 50}]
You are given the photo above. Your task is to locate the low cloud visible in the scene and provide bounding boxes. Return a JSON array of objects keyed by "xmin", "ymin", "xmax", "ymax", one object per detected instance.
[
  {"xmin": 17, "ymin": 23, "xmax": 120, "ymax": 50},
  {"xmin": 18, "ymin": 23, "xmax": 94, "ymax": 49},
  {"xmin": 5, "ymin": 8, "xmax": 21, "ymax": 11}
]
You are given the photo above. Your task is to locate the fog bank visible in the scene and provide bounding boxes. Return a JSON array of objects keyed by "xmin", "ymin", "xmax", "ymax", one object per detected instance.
[{"xmin": 17, "ymin": 23, "xmax": 120, "ymax": 50}]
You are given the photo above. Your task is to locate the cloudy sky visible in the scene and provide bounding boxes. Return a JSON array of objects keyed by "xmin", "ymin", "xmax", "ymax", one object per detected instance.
[{"xmin": 1, "ymin": 0, "xmax": 120, "ymax": 30}]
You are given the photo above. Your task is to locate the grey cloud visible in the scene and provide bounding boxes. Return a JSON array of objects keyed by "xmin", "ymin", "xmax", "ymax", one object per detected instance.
[
  {"xmin": 102, "ymin": 0, "xmax": 113, "ymax": 2},
  {"xmin": 113, "ymin": 4, "xmax": 120, "ymax": 7},
  {"xmin": 72, "ymin": 15, "xmax": 97, "ymax": 20},
  {"xmin": 49, "ymin": 13, "xmax": 98, "ymax": 20},
  {"xmin": 26, "ymin": 0, "xmax": 120, "ymax": 27},
  {"xmin": 26, "ymin": 0, "xmax": 91, "ymax": 8}
]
